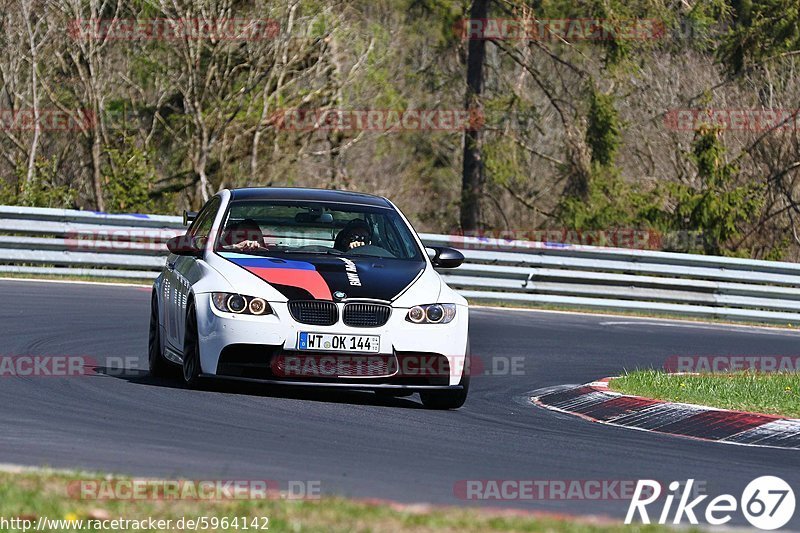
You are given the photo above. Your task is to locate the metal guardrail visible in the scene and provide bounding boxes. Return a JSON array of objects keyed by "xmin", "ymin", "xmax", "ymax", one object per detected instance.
[{"xmin": 1, "ymin": 205, "xmax": 799, "ymax": 324}]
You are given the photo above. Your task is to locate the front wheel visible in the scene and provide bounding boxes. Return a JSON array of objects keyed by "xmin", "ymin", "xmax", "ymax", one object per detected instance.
[
  {"xmin": 420, "ymin": 341, "xmax": 470, "ymax": 410},
  {"xmin": 419, "ymin": 382, "xmax": 469, "ymax": 409},
  {"xmin": 182, "ymin": 301, "xmax": 203, "ymax": 388}
]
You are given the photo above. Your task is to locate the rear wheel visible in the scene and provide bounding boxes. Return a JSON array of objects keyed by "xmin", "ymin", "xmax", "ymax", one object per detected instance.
[
  {"xmin": 148, "ymin": 292, "xmax": 170, "ymax": 377},
  {"xmin": 182, "ymin": 301, "xmax": 203, "ymax": 388},
  {"xmin": 420, "ymin": 340, "xmax": 470, "ymax": 410}
]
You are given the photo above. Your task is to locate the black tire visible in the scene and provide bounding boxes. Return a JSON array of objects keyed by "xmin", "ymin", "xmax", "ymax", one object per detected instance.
[
  {"xmin": 420, "ymin": 340, "xmax": 471, "ymax": 410},
  {"xmin": 182, "ymin": 301, "xmax": 203, "ymax": 388},
  {"xmin": 148, "ymin": 292, "xmax": 170, "ymax": 377}
]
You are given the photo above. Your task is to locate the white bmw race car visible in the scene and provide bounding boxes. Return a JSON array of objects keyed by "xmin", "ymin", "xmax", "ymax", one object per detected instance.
[{"xmin": 149, "ymin": 187, "xmax": 470, "ymax": 408}]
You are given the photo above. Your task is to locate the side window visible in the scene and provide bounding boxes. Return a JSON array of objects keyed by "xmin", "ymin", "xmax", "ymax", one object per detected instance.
[{"xmin": 187, "ymin": 197, "xmax": 221, "ymax": 240}]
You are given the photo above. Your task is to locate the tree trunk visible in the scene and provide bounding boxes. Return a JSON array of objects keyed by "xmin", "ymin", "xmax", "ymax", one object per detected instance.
[
  {"xmin": 460, "ymin": 0, "xmax": 488, "ymax": 232},
  {"xmin": 22, "ymin": 0, "xmax": 39, "ymax": 186},
  {"xmin": 196, "ymin": 134, "xmax": 210, "ymax": 203},
  {"xmin": 91, "ymin": 130, "xmax": 104, "ymax": 211}
]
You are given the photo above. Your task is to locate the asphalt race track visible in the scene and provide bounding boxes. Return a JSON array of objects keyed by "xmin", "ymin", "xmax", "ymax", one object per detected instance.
[{"xmin": 2, "ymin": 279, "xmax": 799, "ymax": 527}]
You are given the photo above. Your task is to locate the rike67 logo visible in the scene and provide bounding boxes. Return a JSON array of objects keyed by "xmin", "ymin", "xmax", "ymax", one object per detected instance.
[{"xmin": 626, "ymin": 477, "xmax": 795, "ymax": 530}]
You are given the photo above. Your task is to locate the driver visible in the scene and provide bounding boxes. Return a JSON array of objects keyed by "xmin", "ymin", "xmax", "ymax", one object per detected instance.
[
  {"xmin": 222, "ymin": 218, "xmax": 266, "ymax": 251},
  {"xmin": 334, "ymin": 219, "xmax": 372, "ymax": 252}
]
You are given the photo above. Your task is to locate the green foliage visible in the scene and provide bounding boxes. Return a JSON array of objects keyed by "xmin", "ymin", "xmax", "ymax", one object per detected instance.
[
  {"xmin": 585, "ymin": 88, "xmax": 621, "ymax": 168},
  {"xmin": 718, "ymin": 0, "xmax": 800, "ymax": 73},
  {"xmin": 536, "ymin": 0, "xmax": 680, "ymax": 64},
  {"xmin": 557, "ymin": 88, "xmax": 662, "ymax": 230},
  {"xmin": 557, "ymin": 168, "xmax": 663, "ymax": 231},
  {"xmin": 681, "ymin": 0, "xmax": 730, "ymax": 50},
  {"xmin": 102, "ymin": 140, "xmax": 157, "ymax": 214},
  {"xmin": 669, "ymin": 124, "xmax": 764, "ymax": 255},
  {"xmin": 0, "ymin": 158, "xmax": 76, "ymax": 208},
  {"xmin": 402, "ymin": 133, "xmax": 460, "ymax": 231},
  {"xmin": 763, "ymin": 237, "xmax": 790, "ymax": 261},
  {"xmin": 558, "ymin": 121, "xmax": 766, "ymax": 257},
  {"xmin": 483, "ymin": 136, "xmax": 522, "ymax": 189},
  {"xmin": 0, "ymin": 0, "xmax": 794, "ymax": 260}
]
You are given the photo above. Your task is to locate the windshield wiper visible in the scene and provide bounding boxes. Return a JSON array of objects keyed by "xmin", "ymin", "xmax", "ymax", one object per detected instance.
[
  {"xmin": 283, "ymin": 249, "xmax": 343, "ymax": 255},
  {"xmin": 346, "ymin": 253, "xmax": 391, "ymax": 259}
]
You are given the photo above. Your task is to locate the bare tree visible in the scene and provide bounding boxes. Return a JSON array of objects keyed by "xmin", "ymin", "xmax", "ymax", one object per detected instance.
[
  {"xmin": 44, "ymin": 0, "xmax": 124, "ymax": 211},
  {"xmin": 19, "ymin": 0, "xmax": 50, "ymax": 185},
  {"xmin": 154, "ymin": 0, "xmax": 279, "ymax": 203}
]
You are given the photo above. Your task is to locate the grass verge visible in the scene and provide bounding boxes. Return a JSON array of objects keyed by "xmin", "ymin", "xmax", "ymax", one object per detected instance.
[
  {"xmin": 0, "ymin": 469, "xmax": 677, "ymax": 532},
  {"xmin": 610, "ymin": 370, "xmax": 800, "ymax": 418}
]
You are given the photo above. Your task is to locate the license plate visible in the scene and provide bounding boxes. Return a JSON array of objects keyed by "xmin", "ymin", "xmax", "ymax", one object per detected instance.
[{"xmin": 298, "ymin": 332, "xmax": 380, "ymax": 353}]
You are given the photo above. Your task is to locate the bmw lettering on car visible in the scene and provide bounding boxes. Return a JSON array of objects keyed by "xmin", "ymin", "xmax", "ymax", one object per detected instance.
[{"xmin": 149, "ymin": 188, "xmax": 470, "ymax": 409}]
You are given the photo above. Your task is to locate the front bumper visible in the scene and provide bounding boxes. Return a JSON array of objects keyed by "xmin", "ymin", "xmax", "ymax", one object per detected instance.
[
  {"xmin": 198, "ymin": 374, "xmax": 467, "ymax": 392},
  {"xmin": 194, "ymin": 293, "xmax": 469, "ymax": 387}
]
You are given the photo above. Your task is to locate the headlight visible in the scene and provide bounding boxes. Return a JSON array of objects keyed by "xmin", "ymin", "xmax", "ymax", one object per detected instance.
[
  {"xmin": 407, "ymin": 306, "xmax": 426, "ymax": 323},
  {"xmin": 212, "ymin": 292, "xmax": 273, "ymax": 316},
  {"xmin": 227, "ymin": 294, "xmax": 246, "ymax": 313},
  {"xmin": 405, "ymin": 304, "xmax": 456, "ymax": 324},
  {"xmin": 248, "ymin": 297, "xmax": 268, "ymax": 315}
]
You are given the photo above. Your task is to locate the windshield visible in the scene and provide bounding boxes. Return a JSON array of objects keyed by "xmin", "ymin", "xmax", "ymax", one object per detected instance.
[{"xmin": 215, "ymin": 199, "xmax": 423, "ymax": 261}]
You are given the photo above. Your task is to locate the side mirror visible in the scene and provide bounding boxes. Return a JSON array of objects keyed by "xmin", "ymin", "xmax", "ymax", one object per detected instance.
[
  {"xmin": 166, "ymin": 235, "xmax": 204, "ymax": 257},
  {"xmin": 427, "ymin": 246, "xmax": 464, "ymax": 268}
]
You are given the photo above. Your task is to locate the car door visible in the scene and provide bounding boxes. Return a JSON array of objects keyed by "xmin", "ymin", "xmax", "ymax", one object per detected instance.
[
  {"xmin": 171, "ymin": 197, "xmax": 221, "ymax": 352},
  {"xmin": 163, "ymin": 196, "xmax": 220, "ymax": 353}
]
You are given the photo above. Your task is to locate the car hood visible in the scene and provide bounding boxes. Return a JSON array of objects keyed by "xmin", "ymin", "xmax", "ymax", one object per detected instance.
[{"xmin": 218, "ymin": 252, "xmax": 426, "ymax": 301}]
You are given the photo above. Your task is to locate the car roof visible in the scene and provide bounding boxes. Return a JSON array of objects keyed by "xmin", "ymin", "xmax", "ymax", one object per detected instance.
[{"xmin": 229, "ymin": 187, "xmax": 392, "ymax": 208}]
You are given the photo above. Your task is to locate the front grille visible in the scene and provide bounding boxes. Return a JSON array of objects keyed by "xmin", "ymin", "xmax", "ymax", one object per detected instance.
[
  {"xmin": 343, "ymin": 303, "xmax": 392, "ymax": 327},
  {"xmin": 288, "ymin": 300, "xmax": 338, "ymax": 326}
]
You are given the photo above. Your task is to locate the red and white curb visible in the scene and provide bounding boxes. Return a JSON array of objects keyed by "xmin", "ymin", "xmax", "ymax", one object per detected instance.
[{"xmin": 532, "ymin": 378, "xmax": 800, "ymax": 450}]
